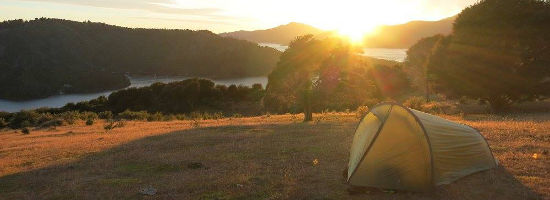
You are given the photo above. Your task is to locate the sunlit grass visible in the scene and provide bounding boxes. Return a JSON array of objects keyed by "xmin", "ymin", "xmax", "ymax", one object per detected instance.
[{"xmin": 0, "ymin": 112, "xmax": 548, "ymax": 199}]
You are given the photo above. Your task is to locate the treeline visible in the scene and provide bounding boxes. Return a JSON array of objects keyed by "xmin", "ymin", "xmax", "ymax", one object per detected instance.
[
  {"xmin": 0, "ymin": 18, "xmax": 280, "ymax": 100},
  {"xmin": 0, "ymin": 78, "xmax": 264, "ymax": 129}
]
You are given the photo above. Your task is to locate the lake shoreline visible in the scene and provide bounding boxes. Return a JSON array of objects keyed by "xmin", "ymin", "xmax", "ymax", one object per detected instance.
[{"xmin": 0, "ymin": 76, "xmax": 269, "ymax": 112}]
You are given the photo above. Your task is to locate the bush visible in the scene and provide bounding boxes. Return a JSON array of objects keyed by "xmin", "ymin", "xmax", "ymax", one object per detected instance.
[
  {"xmin": 98, "ymin": 111, "xmax": 113, "ymax": 120},
  {"xmin": 86, "ymin": 118, "xmax": 94, "ymax": 126},
  {"xmin": 403, "ymin": 96, "xmax": 426, "ymax": 110},
  {"xmin": 117, "ymin": 110, "xmax": 149, "ymax": 121},
  {"xmin": 147, "ymin": 112, "xmax": 164, "ymax": 122},
  {"xmin": 59, "ymin": 111, "xmax": 80, "ymax": 125},
  {"xmin": 9, "ymin": 111, "xmax": 40, "ymax": 128},
  {"xmin": 20, "ymin": 120, "xmax": 32, "ymax": 128},
  {"xmin": 80, "ymin": 112, "xmax": 98, "ymax": 121},
  {"xmin": 355, "ymin": 106, "xmax": 370, "ymax": 119},
  {"xmin": 21, "ymin": 127, "xmax": 30, "ymax": 134},
  {"xmin": 104, "ymin": 120, "xmax": 125, "ymax": 131},
  {"xmin": 0, "ymin": 118, "xmax": 7, "ymax": 128},
  {"xmin": 38, "ymin": 119, "xmax": 63, "ymax": 128}
]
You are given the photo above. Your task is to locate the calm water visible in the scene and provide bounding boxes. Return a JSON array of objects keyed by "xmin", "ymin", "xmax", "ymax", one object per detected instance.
[
  {"xmin": 0, "ymin": 76, "xmax": 267, "ymax": 112},
  {"xmin": 259, "ymin": 43, "xmax": 407, "ymax": 62}
]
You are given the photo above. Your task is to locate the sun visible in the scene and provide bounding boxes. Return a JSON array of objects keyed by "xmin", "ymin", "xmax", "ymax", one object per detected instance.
[{"xmin": 335, "ymin": 25, "xmax": 378, "ymax": 45}]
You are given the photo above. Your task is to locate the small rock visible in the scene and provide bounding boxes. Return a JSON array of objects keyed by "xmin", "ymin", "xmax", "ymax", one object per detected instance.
[{"xmin": 139, "ymin": 185, "xmax": 157, "ymax": 196}]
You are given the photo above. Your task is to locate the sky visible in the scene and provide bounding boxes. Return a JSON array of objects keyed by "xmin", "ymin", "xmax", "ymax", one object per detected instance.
[{"xmin": 0, "ymin": 0, "xmax": 479, "ymax": 33}]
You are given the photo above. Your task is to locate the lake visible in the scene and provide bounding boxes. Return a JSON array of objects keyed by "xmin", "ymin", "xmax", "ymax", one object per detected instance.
[
  {"xmin": 0, "ymin": 76, "xmax": 267, "ymax": 112},
  {"xmin": 0, "ymin": 45, "xmax": 407, "ymax": 112},
  {"xmin": 259, "ymin": 43, "xmax": 407, "ymax": 62}
]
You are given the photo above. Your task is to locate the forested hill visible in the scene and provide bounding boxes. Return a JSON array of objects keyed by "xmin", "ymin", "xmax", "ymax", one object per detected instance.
[{"xmin": 0, "ymin": 18, "xmax": 281, "ymax": 100}]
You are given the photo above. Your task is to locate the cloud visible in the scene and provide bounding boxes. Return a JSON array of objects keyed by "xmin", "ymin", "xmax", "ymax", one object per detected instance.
[{"xmin": 19, "ymin": 0, "xmax": 223, "ymax": 15}]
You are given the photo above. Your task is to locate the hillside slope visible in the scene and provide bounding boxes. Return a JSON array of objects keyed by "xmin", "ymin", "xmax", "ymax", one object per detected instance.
[
  {"xmin": 0, "ymin": 112, "xmax": 547, "ymax": 199},
  {"xmin": 364, "ymin": 16, "xmax": 455, "ymax": 48},
  {"xmin": 0, "ymin": 18, "xmax": 281, "ymax": 100},
  {"xmin": 220, "ymin": 17, "xmax": 455, "ymax": 48},
  {"xmin": 219, "ymin": 22, "xmax": 324, "ymax": 45}
]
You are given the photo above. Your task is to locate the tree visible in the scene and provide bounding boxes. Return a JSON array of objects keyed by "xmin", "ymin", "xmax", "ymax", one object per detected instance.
[
  {"xmin": 404, "ymin": 35, "xmax": 444, "ymax": 101},
  {"xmin": 265, "ymin": 35, "xmax": 370, "ymax": 121},
  {"xmin": 427, "ymin": 0, "xmax": 550, "ymax": 112}
]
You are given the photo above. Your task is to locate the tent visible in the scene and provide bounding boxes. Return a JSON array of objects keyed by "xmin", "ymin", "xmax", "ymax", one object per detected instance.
[{"xmin": 347, "ymin": 102, "xmax": 498, "ymax": 191}]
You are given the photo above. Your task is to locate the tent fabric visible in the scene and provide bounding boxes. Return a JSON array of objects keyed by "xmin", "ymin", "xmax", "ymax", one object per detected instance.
[{"xmin": 347, "ymin": 103, "xmax": 498, "ymax": 191}]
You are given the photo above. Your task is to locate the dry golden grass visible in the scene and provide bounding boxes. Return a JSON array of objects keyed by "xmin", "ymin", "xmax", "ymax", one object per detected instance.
[{"xmin": 0, "ymin": 112, "xmax": 548, "ymax": 199}]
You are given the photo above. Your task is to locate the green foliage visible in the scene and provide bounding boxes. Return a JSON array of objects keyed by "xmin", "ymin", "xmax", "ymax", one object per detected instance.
[
  {"xmin": 147, "ymin": 112, "xmax": 164, "ymax": 122},
  {"xmin": 404, "ymin": 35, "xmax": 445, "ymax": 92},
  {"xmin": 117, "ymin": 110, "xmax": 149, "ymax": 121},
  {"xmin": 85, "ymin": 119, "xmax": 94, "ymax": 126},
  {"xmin": 403, "ymin": 96, "xmax": 426, "ymax": 110},
  {"xmin": 0, "ymin": 118, "xmax": 7, "ymax": 128},
  {"xmin": 8, "ymin": 111, "xmax": 40, "ymax": 129},
  {"xmin": 59, "ymin": 111, "xmax": 80, "ymax": 125},
  {"xmin": 265, "ymin": 36, "xmax": 408, "ymax": 116},
  {"xmin": 0, "ymin": 18, "xmax": 280, "ymax": 100},
  {"xmin": 107, "ymin": 79, "xmax": 264, "ymax": 115},
  {"xmin": 427, "ymin": 0, "xmax": 550, "ymax": 112},
  {"xmin": 38, "ymin": 119, "xmax": 63, "ymax": 129},
  {"xmin": 104, "ymin": 120, "xmax": 125, "ymax": 132},
  {"xmin": 98, "ymin": 111, "xmax": 113, "ymax": 120}
]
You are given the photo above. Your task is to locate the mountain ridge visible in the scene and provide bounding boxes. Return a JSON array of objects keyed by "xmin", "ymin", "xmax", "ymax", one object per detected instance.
[{"xmin": 220, "ymin": 16, "xmax": 456, "ymax": 48}]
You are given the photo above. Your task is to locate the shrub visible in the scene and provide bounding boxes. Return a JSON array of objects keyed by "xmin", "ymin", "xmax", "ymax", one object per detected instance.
[
  {"xmin": 9, "ymin": 111, "xmax": 40, "ymax": 129},
  {"xmin": 0, "ymin": 118, "xmax": 7, "ymax": 128},
  {"xmin": 147, "ymin": 112, "xmax": 164, "ymax": 122},
  {"xmin": 104, "ymin": 120, "xmax": 125, "ymax": 131},
  {"xmin": 403, "ymin": 96, "xmax": 426, "ymax": 110},
  {"xmin": 80, "ymin": 112, "xmax": 98, "ymax": 121},
  {"xmin": 86, "ymin": 119, "xmax": 94, "ymax": 126},
  {"xmin": 355, "ymin": 106, "xmax": 370, "ymax": 119},
  {"xmin": 98, "ymin": 111, "xmax": 113, "ymax": 120},
  {"xmin": 38, "ymin": 119, "xmax": 63, "ymax": 128},
  {"xmin": 36, "ymin": 113, "xmax": 55, "ymax": 125},
  {"xmin": 117, "ymin": 110, "xmax": 149, "ymax": 121},
  {"xmin": 59, "ymin": 111, "xmax": 80, "ymax": 125},
  {"xmin": 21, "ymin": 128, "xmax": 30, "ymax": 134}
]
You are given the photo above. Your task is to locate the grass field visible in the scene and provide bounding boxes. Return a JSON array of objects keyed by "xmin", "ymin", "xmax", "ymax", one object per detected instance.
[{"xmin": 0, "ymin": 112, "xmax": 548, "ymax": 199}]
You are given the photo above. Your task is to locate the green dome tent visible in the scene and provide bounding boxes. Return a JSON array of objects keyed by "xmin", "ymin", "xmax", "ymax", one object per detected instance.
[{"xmin": 347, "ymin": 103, "xmax": 498, "ymax": 192}]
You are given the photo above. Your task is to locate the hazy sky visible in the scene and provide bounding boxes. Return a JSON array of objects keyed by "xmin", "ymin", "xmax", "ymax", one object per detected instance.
[{"xmin": 0, "ymin": 0, "xmax": 478, "ymax": 33}]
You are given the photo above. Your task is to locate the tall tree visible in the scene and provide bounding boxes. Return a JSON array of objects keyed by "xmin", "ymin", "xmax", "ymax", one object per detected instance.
[
  {"xmin": 428, "ymin": 0, "xmax": 550, "ymax": 112},
  {"xmin": 265, "ymin": 36, "xmax": 377, "ymax": 121}
]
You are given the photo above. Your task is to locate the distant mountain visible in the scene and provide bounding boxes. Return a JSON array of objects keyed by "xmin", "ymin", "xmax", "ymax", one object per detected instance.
[
  {"xmin": 219, "ymin": 22, "xmax": 324, "ymax": 45},
  {"xmin": 364, "ymin": 16, "xmax": 456, "ymax": 48},
  {"xmin": 0, "ymin": 18, "xmax": 280, "ymax": 100},
  {"xmin": 221, "ymin": 17, "xmax": 455, "ymax": 49}
]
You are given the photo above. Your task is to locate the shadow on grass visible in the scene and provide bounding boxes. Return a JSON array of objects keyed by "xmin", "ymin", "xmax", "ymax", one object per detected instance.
[{"xmin": 0, "ymin": 122, "xmax": 544, "ymax": 200}]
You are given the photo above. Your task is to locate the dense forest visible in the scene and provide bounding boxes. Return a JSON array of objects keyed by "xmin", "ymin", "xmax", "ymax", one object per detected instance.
[{"xmin": 0, "ymin": 18, "xmax": 280, "ymax": 100}]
